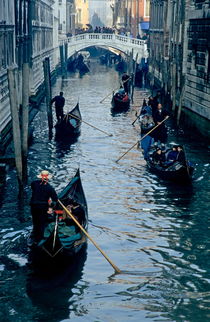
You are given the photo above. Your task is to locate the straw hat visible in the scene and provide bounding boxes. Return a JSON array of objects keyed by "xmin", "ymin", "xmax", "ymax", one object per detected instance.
[{"xmin": 37, "ymin": 170, "xmax": 52, "ymax": 179}]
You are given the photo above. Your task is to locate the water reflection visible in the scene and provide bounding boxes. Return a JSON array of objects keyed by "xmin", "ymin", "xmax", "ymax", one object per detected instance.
[
  {"xmin": 26, "ymin": 248, "xmax": 88, "ymax": 322},
  {"xmin": 0, "ymin": 60, "xmax": 209, "ymax": 321}
]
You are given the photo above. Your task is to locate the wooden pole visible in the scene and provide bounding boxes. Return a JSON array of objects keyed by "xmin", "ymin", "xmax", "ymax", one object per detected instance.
[
  {"xmin": 43, "ymin": 57, "xmax": 53, "ymax": 136},
  {"xmin": 58, "ymin": 200, "xmax": 121, "ymax": 274},
  {"xmin": 64, "ymin": 42, "xmax": 68, "ymax": 74},
  {"xmin": 177, "ymin": 84, "xmax": 185, "ymax": 125},
  {"xmin": 116, "ymin": 116, "xmax": 169, "ymax": 163},
  {"xmin": 7, "ymin": 67, "xmax": 23, "ymax": 187},
  {"xmin": 59, "ymin": 44, "xmax": 65, "ymax": 76},
  {"xmin": 68, "ymin": 113, "xmax": 113, "ymax": 137},
  {"xmin": 21, "ymin": 62, "xmax": 29, "ymax": 182},
  {"xmin": 131, "ymin": 53, "xmax": 138, "ymax": 102}
]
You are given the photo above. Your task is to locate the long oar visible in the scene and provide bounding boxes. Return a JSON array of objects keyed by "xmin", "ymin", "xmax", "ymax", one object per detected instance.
[
  {"xmin": 100, "ymin": 77, "xmax": 131, "ymax": 104},
  {"xmin": 100, "ymin": 88, "xmax": 117, "ymax": 104},
  {"xmin": 58, "ymin": 200, "xmax": 121, "ymax": 274},
  {"xmin": 132, "ymin": 112, "xmax": 140, "ymax": 126},
  {"xmin": 69, "ymin": 113, "xmax": 113, "ymax": 137},
  {"xmin": 116, "ymin": 116, "xmax": 169, "ymax": 163}
]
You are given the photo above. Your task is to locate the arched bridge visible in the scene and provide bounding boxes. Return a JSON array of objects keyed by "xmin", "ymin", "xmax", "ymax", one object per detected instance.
[{"xmin": 60, "ymin": 33, "xmax": 148, "ymax": 63}]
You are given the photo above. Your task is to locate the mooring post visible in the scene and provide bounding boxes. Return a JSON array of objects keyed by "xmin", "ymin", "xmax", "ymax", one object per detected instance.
[
  {"xmin": 21, "ymin": 62, "xmax": 30, "ymax": 182},
  {"xmin": 7, "ymin": 66, "xmax": 23, "ymax": 189},
  {"xmin": 64, "ymin": 42, "xmax": 68, "ymax": 74},
  {"xmin": 177, "ymin": 84, "xmax": 185, "ymax": 125},
  {"xmin": 43, "ymin": 57, "xmax": 53, "ymax": 137},
  {"xmin": 59, "ymin": 44, "xmax": 65, "ymax": 77},
  {"xmin": 131, "ymin": 53, "xmax": 138, "ymax": 103}
]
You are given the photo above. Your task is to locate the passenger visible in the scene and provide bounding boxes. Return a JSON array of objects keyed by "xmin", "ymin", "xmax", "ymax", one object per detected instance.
[
  {"xmin": 63, "ymin": 200, "xmax": 84, "ymax": 230},
  {"xmin": 30, "ymin": 170, "xmax": 58, "ymax": 243},
  {"xmin": 152, "ymin": 148, "xmax": 166, "ymax": 165},
  {"xmin": 69, "ymin": 117, "xmax": 77, "ymax": 128},
  {"xmin": 166, "ymin": 146, "xmax": 178, "ymax": 164},
  {"xmin": 176, "ymin": 145, "xmax": 186, "ymax": 164},
  {"xmin": 140, "ymin": 114, "xmax": 155, "ymax": 132},
  {"xmin": 118, "ymin": 86, "xmax": 125, "ymax": 95},
  {"xmin": 122, "ymin": 93, "xmax": 129, "ymax": 102},
  {"xmin": 141, "ymin": 104, "xmax": 152, "ymax": 116}
]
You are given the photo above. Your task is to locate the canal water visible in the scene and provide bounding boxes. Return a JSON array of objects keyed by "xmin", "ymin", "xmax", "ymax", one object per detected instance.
[{"xmin": 0, "ymin": 60, "xmax": 209, "ymax": 322}]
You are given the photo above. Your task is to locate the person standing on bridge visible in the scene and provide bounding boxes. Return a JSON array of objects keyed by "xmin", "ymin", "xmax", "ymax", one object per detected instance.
[
  {"xmin": 121, "ymin": 72, "xmax": 130, "ymax": 94},
  {"xmin": 51, "ymin": 91, "xmax": 65, "ymax": 121}
]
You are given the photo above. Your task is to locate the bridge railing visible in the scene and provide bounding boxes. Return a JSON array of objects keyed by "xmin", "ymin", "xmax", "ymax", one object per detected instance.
[{"xmin": 62, "ymin": 33, "xmax": 146, "ymax": 48}]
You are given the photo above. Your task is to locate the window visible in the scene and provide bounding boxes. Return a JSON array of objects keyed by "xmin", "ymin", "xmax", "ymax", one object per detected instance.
[
  {"xmin": 78, "ymin": 9, "xmax": 81, "ymax": 23},
  {"xmin": 144, "ymin": 0, "xmax": 150, "ymax": 18}
]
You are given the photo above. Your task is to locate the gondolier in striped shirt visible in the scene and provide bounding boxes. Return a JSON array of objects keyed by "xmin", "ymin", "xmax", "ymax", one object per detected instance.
[{"xmin": 30, "ymin": 170, "xmax": 58, "ymax": 243}]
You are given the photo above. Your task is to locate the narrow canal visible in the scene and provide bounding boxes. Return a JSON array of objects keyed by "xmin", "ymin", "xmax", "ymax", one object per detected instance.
[{"xmin": 0, "ymin": 60, "xmax": 209, "ymax": 322}]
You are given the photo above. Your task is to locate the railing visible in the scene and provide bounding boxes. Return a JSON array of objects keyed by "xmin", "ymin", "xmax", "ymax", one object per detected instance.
[{"xmin": 63, "ymin": 33, "xmax": 146, "ymax": 48}]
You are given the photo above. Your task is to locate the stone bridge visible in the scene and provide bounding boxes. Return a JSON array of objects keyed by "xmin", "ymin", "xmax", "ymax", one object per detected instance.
[{"xmin": 60, "ymin": 33, "xmax": 148, "ymax": 63}]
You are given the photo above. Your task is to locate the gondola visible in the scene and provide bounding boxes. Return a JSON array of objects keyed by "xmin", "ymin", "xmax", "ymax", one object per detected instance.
[
  {"xmin": 111, "ymin": 91, "xmax": 130, "ymax": 112},
  {"xmin": 55, "ymin": 103, "xmax": 81, "ymax": 140},
  {"xmin": 146, "ymin": 146, "xmax": 194, "ymax": 184},
  {"xmin": 28, "ymin": 169, "xmax": 88, "ymax": 266}
]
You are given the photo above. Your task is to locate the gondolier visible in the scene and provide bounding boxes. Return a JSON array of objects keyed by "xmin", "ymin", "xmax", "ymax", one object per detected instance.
[
  {"xmin": 153, "ymin": 103, "xmax": 169, "ymax": 144},
  {"xmin": 55, "ymin": 103, "xmax": 82, "ymax": 140},
  {"xmin": 30, "ymin": 170, "xmax": 58, "ymax": 243},
  {"xmin": 28, "ymin": 169, "xmax": 88, "ymax": 264},
  {"xmin": 121, "ymin": 72, "xmax": 130, "ymax": 93},
  {"xmin": 51, "ymin": 91, "xmax": 65, "ymax": 121}
]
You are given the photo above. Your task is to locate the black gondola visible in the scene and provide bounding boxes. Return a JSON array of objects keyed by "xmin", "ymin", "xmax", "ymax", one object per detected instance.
[
  {"xmin": 146, "ymin": 146, "xmax": 194, "ymax": 184},
  {"xmin": 55, "ymin": 103, "xmax": 81, "ymax": 140},
  {"xmin": 111, "ymin": 91, "xmax": 130, "ymax": 111},
  {"xmin": 28, "ymin": 169, "xmax": 88, "ymax": 265}
]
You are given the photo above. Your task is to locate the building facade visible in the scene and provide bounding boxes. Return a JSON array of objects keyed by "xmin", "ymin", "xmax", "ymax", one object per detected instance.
[
  {"xmin": 66, "ymin": 0, "xmax": 76, "ymax": 35},
  {"xmin": 89, "ymin": 0, "xmax": 113, "ymax": 27},
  {"xmin": 75, "ymin": 0, "xmax": 89, "ymax": 30},
  {"xmin": 0, "ymin": 0, "xmax": 16, "ymax": 150},
  {"xmin": 149, "ymin": 0, "xmax": 210, "ymax": 137},
  {"xmin": 30, "ymin": 0, "xmax": 55, "ymax": 94},
  {"xmin": 184, "ymin": 0, "xmax": 210, "ymax": 136},
  {"xmin": 113, "ymin": 0, "xmax": 150, "ymax": 38}
]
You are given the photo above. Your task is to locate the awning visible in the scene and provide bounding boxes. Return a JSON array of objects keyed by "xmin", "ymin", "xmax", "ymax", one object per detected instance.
[{"xmin": 140, "ymin": 22, "xmax": 150, "ymax": 30}]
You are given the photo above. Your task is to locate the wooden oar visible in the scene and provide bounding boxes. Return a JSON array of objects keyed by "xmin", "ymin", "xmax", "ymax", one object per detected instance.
[
  {"xmin": 132, "ymin": 112, "xmax": 140, "ymax": 126},
  {"xmin": 58, "ymin": 200, "xmax": 121, "ymax": 274},
  {"xmin": 100, "ymin": 77, "xmax": 131, "ymax": 104},
  {"xmin": 116, "ymin": 116, "xmax": 169, "ymax": 163},
  {"xmin": 69, "ymin": 113, "xmax": 113, "ymax": 137},
  {"xmin": 100, "ymin": 89, "xmax": 116, "ymax": 104}
]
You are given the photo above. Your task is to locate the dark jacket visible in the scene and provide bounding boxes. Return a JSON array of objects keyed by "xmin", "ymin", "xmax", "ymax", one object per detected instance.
[
  {"xmin": 30, "ymin": 180, "xmax": 58, "ymax": 206},
  {"xmin": 177, "ymin": 150, "xmax": 186, "ymax": 164},
  {"xmin": 51, "ymin": 95, "xmax": 65, "ymax": 108},
  {"xmin": 153, "ymin": 109, "xmax": 169, "ymax": 123}
]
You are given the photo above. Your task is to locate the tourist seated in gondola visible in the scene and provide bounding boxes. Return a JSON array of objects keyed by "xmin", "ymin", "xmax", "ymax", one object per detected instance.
[
  {"xmin": 165, "ymin": 145, "xmax": 178, "ymax": 165},
  {"xmin": 141, "ymin": 102, "xmax": 152, "ymax": 116},
  {"xmin": 118, "ymin": 86, "xmax": 125, "ymax": 95},
  {"xmin": 140, "ymin": 114, "xmax": 155, "ymax": 160},
  {"xmin": 68, "ymin": 115, "xmax": 77, "ymax": 128},
  {"xmin": 152, "ymin": 148, "xmax": 166, "ymax": 165},
  {"xmin": 115, "ymin": 87, "xmax": 125, "ymax": 100},
  {"xmin": 59, "ymin": 199, "xmax": 85, "ymax": 227},
  {"xmin": 122, "ymin": 93, "xmax": 129, "ymax": 102},
  {"xmin": 176, "ymin": 145, "xmax": 186, "ymax": 164}
]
